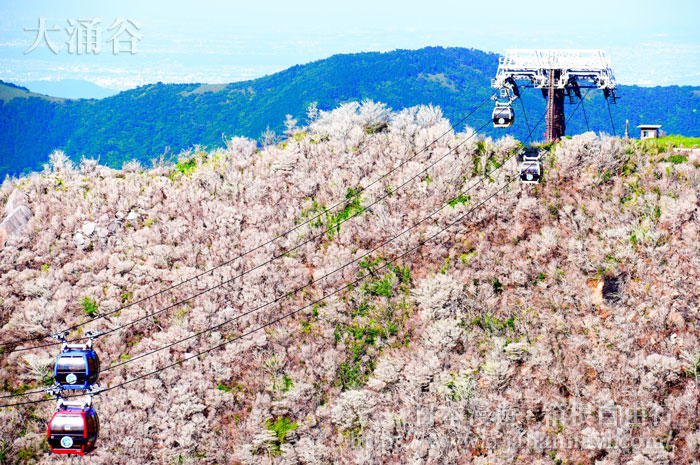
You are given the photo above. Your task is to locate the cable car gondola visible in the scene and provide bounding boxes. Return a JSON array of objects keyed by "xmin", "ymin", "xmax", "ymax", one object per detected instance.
[
  {"xmin": 53, "ymin": 331, "xmax": 101, "ymax": 390},
  {"xmin": 519, "ymin": 150, "xmax": 544, "ymax": 184},
  {"xmin": 492, "ymin": 103, "xmax": 515, "ymax": 128},
  {"xmin": 47, "ymin": 397, "xmax": 99, "ymax": 455}
]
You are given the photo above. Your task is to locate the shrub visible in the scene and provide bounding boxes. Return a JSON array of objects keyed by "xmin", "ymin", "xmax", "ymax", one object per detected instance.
[
  {"xmin": 327, "ymin": 188, "xmax": 363, "ymax": 240},
  {"xmin": 0, "ymin": 440, "xmax": 10, "ymax": 464},
  {"xmin": 122, "ymin": 159, "xmax": 143, "ymax": 173},
  {"xmin": 330, "ymin": 390, "xmax": 375, "ymax": 435},
  {"xmin": 174, "ymin": 157, "xmax": 197, "ymax": 177},
  {"xmin": 46, "ymin": 149, "xmax": 74, "ymax": 173},
  {"xmin": 264, "ymin": 417, "xmax": 298, "ymax": 455},
  {"xmin": 16, "ymin": 446, "xmax": 38, "ymax": 463},
  {"xmin": 81, "ymin": 297, "xmax": 99, "ymax": 317}
]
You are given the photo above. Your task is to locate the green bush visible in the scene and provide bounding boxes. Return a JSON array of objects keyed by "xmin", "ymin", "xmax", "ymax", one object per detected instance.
[
  {"xmin": 466, "ymin": 313, "xmax": 515, "ymax": 334},
  {"xmin": 174, "ymin": 157, "xmax": 196, "ymax": 176},
  {"xmin": 359, "ymin": 259, "xmax": 411, "ymax": 298},
  {"xmin": 264, "ymin": 417, "xmax": 298, "ymax": 455},
  {"xmin": 16, "ymin": 446, "xmax": 38, "ymax": 463},
  {"xmin": 665, "ymin": 154, "xmax": 688, "ymax": 164},
  {"xmin": 297, "ymin": 188, "xmax": 364, "ymax": 240},
  {"xmin": 448, "ymin": 193, "xmax": 470, "ymax": 207},
  {"xmin": 0, "ymin": 440, "xmax": 9, "ymax": 464},
  {"xmin": 81, "ymin": 297, "xmax": 99, "ymax": 317}
]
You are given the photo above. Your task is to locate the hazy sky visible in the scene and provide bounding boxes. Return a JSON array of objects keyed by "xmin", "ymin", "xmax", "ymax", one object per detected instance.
[{"xmin": 1, "ymin": 0, "xmax": 698, "ymax": 90}]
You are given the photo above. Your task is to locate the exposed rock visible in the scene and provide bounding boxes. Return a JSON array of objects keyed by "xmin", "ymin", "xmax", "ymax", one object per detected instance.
[
  {"xmin": 116, "ymin": 211, "xmax": 125, "ymax": 220},
  {"xmin": 588, "ymin": 276, "xmax": 624, "ymax": 307},
  {"xmin": 73, "ymin": 232, "xmax": 86, "ymax": 249},
  {"xmin": 107, "ymin": 220, "xmax": 122, "ymax": 234},
  {"xmin": 96, "ymin": 227, "xmax": 109, "ymax": 238},
  {"xmin": 82, "ymin": 221, "xmax": 97, "ymax": 236},
  {"xmin": 667, "ymin": 311, "xmax": 686, "ymax": 330},
  {"xmin": 1, "ymin": 205, "xmax": 33, "ymax": 236},
  {"xmin": 588, "ymin": 279, "xmax": 604, "ymax": 306},
  {"xmin": 126, "ymin": 211, "xmax": 140, "ymax": 221},
  {"xmin": 4, "ymin": 190, "xmax": 28, "ymax": 215},
  {"xmin": 504, "ymin": 341, "xmax": 530, "ymax": 362}
]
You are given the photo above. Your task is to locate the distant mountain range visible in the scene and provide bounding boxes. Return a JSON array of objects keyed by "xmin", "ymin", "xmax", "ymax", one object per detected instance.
[
  {"xmin": 1, "ymin": 46, "xmax": 699, "ymax": 179},
  {"xmin": 19, "ymin": 79, "xmax": 119, "ymax": 100}
]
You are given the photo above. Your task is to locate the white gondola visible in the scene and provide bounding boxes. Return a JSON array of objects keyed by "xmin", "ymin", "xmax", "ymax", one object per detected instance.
[
  {"xmin": 492, "ymin": 103, "xmax": 515, "ymax": 128},
  {"xmin": 519, "ymin": 152, "xmax": 543, "ymax": 184}
]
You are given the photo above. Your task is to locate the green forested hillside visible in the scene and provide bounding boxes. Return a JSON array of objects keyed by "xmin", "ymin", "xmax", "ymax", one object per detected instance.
[{"xmin": 1, "ymin": 46, "xmax": 699, "ymax": 178}]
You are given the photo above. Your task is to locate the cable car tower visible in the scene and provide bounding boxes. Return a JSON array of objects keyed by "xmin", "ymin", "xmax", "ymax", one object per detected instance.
[{"xmin": 491, "ymin": 49, "xmax": 618, "ymax": 142}]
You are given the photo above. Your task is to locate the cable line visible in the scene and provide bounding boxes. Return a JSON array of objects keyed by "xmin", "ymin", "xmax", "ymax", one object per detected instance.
[
  {"xmin": 518, "ymin": 96, "xmax": 532, "ymax": 137},
  {"xmin": 0, "ymin": 175, "xmax": 516, "ymax": 408},
  {"xmin": 101, "ymin": 145, "xmax": 514, "ymax": 374},
  {"xmin": 565, "ymin": 88, "xmax": 593, "ymax": 127},
  {"xmin": 580, "ymin": 94, "xmax": 590, "ymax": 132},
  {"xmin": 568, "ymin": 88, "xmax": 591, "ymax": 130},
  {"xmin": 0, "ymin": 115, "xmax": 496, "ymax": 398},
  {"xmin": 3, "ymin": 133, "xmax": 496, "ymax": 398},
  {"xmin": 0, "ymin": 92, "xmax": 496, "ymax": 353},
  {"xmin": 101, "ymin": 178, "xmax": 516, "ymax": 396},
  {"xmin": 3, "ymin": 116, "xmax": 496, "ymax": 355},
  {"xmin": 2, "ymin": 117, "xmax": 491, "ymax": 355},
  {"xmin": 1, "ymin": 106, "xmax": 546, "ymax": 402},
  {"xmin": 606, "ymin": 97, "xmax": 617, "ymax": 137}
]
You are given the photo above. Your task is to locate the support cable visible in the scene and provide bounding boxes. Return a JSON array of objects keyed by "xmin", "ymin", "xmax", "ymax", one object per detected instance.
[
  {"xmin": 100, "ymin": 108, "xmax": 546, "ymax": 376},
  {"xmin": 1, "ymin": 94, "xmax": 497, "ymax": 354},
  {"xmin": 606, "ymin": 97, "xmax": 617, "ymax": 137},
  {"xmin": 3, "ymin": 118, "xmax": 491, "ymax": 355},
  {"xmin": 565, "ymin": 88, "xmax": 593, "ymax": 127},
  {"xmin": 580, "ymin": 95, "xmax": 591, "ymax": 132},
  {"xmin": 0, "ymin": 118, "xmax": 492, "ymax": 396},
  {"xmin": 519, "ymin": 96, "xmax": 532, "ymax": 137},
  {"xmin": 0, "ymin": 176, "xmax": 516, "ymax": 408},
  {"xmin": 2, "ymin": 106, "xmax": 548, "ymax": 402}
]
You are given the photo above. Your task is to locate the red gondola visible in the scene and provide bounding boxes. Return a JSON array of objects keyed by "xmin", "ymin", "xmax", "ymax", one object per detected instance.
[{"xmin": 47, "ymin": 398, "xmax": 99, "ymax": 455}]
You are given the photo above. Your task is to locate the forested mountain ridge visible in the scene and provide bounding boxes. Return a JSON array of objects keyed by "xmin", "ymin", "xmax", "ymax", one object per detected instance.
[{"xmin": 1, "ymin": 46, "xmax": 699, "ymax": 179}]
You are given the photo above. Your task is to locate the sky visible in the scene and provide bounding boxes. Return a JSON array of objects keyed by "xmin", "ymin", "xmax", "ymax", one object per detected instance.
[{"xmin": 0, "ymin": 0, "xmax": 698, "ymax": 92}]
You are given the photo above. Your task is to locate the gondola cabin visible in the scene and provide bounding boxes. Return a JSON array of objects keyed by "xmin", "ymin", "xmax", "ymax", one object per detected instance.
[
  {"xmin": 47, "ymin": 403, "xmax": 99, "ymax": 455},
  {"xmin": 520, "ymin": 155, "xmax": 542, "ymax": 184},
  {"xmin": 492, "ymin": 103, "xmax": 515, "ymax": 128},
  {"xmin": 54, "ymin": 345, "xmax": 100, "ymax": 389}
]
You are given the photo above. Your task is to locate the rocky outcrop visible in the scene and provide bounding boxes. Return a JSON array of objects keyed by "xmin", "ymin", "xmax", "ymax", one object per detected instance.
[
  {"xmin": 0, "ymin": 192, "xmax": 33, "ymax": 247},
  {"xmin": 3, "ymin": 190, "xmax": 28, "ymax": 215}
]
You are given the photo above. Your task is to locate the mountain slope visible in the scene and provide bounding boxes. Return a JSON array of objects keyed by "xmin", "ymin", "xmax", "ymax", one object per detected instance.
[
  {"xmin": 1, "ymin": 103, "xmax": 699, "ymax": 463},
  {"xmin": 1, "ymin": 47, "xmax": 700, "ymax": 179}
]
